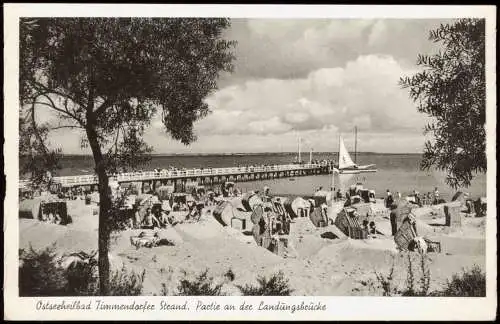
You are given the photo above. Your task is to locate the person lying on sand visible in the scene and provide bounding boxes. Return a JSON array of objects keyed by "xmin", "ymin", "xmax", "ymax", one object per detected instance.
[{"xmin": 168, "ymin": 214, "xmax": 180, "ymax": 226}]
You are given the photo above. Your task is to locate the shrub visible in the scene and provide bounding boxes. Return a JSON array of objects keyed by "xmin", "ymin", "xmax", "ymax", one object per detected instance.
[
  {"xmin": 19, "ymin": 245, "xmax": 145, "ymax": 296},
  {"xmin": 107, "ymin": 266, "xmax": 145, "ymax": 296},
  {"xmin": 224, "ymin": 268, "xmax": 235, "ymax": 282},
  {"xmin": 236, "ymin": 271, "xmax": 294, "ymax": 296},
  {"xmin": 176, "ymin": 269, "xmax": 224, "ymax": 296},
  {"xmin": 440, "ymin": 265, "xmax": 486, "ymax": 297},
  {"xmin": 19, "ymin": 245, "xmax": 67, "ymax": 296},
  {"xmin": 373, "ymin": 258, "xmax": 398, "ymax": 296},
  {"xmin": 65, "ymin": 251, "xmax": 98, "ymax": 295},
  {"xmin": 402, "ymin": 253, "xmax": 431, "ymax": 296}
]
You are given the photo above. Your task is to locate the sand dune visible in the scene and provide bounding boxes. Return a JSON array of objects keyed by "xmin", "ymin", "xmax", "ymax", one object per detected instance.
[{"xmin": 19, "ymin": 200, "xmax": 486, "ymax": 296}]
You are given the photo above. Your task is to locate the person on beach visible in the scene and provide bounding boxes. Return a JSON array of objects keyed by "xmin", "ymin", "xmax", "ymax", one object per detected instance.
[
  {"xmin": 433, "ymin": 187, "xmax": 440, "ymax": 205},
  {"xmin": 134, "ymin": 209, "xmax": 142, "ymax": 229},
  {"xmin": 362, "ymin": 220, "xmax": 370, "ymax": 236},
  {"xmin": 262, "ymin": 186, "xmax": 271, "ymax": 202},
  {"xmin": 344, "ymin": 191, "xmax": 351, "ymax": 207},
  {"xmin": 426, "ymin": 192, "xmax": 432, "ymax": 205},
  {"xmin": 142, "ymin": 208, "xmax": 160, "ymax": 229},
  {"xmin": 162, "ymin": 199, "xmax": 172, "ymax": 213},
  {"xmin": 414, "ymin": 190, "xmax": 422, "ymax": 207},
  {"xmin": 159, "ymin": 210, "xmax": 170, "ymax": 227},
  {"xmin": 385, "ymin": 190, "xmax": 394, "ymax": 209},
  {"xmin": 389, "ymin": 203, "xmax": 399, "ymax": 236},
  {"xmin": 336, "ymin": 189, "xmax": 342, "ymax": 201},
  {"xmin": 126, "ymin": 217, "xmax": 134, "ymax": 229},
  {"xmin": 396, "ymin": 191, "xmax": 402, "ymax": 200}
]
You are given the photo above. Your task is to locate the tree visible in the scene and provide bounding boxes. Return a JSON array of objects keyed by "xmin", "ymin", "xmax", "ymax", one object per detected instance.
[
  {"xmin": 19, "ymin": 18, "xmax": 235, "ymax": 294},
  {"xmin": 400, "ymin": 19, "xmax": 485, "ymax": 188}
]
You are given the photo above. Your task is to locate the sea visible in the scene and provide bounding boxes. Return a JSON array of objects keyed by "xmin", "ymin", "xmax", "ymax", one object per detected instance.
[{"xmin": 36, "ymin": 152, "xmax": 487, "ymax": 201}]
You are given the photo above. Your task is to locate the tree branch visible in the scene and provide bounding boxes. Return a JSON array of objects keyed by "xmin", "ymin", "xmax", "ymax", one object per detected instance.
[
  {"xmin": 32, "ymin": 81, "xmax": 86, "ymax": 108},
  {"xmin": 94, "ymin": 97, "xmax": 114, "ymax": 116},
  {"xmin": 51, "ymin": 125, "xmax": 82, "ymax": 131},
  {"xmin": 32, "ymin": 99, "xmax": 85, "ymax": 127},
  {"xmin": 30, "ymin": 101, "xmax": 49, "ymax": 155}
]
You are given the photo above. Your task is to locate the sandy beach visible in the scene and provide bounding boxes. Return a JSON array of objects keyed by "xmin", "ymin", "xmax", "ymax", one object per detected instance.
[{"xmin": 19, "ymin": 197, "xmax": 486, "ymax": 296}]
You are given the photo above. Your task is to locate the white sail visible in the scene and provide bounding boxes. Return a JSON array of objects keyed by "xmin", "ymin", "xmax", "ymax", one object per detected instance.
[{"xmin": 338, "ymin": 136, "xmax": 356, "ymax": 169}]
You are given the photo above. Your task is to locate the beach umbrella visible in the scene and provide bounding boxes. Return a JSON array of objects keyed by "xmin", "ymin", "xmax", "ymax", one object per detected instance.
[
  {"xmin": 109, "ymin": 180, "xmax": 119, "ymax": 190},
  {"xmin": 19, "ymin": 198, "xmax": 43, "ymax": 219},
  {"xmin": 241, "ymin": 192, "xmax": 263, "ymax": 212},
  {"xmin": 212, "ymin": 201, "xmax": 234, "ymax": 226},
  {"xmin": 89, "ymin": 192, "xmax": 100, "ymax": 204},
  {"xmin": 290, "ymin": 197, "xmax": 312, "ymax": 218}
]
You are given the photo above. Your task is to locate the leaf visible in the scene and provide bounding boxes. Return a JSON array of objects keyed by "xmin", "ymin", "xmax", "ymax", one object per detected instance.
[{"xmin": 400, "ymin": 19, "xmax": 486, "ymax": 188}]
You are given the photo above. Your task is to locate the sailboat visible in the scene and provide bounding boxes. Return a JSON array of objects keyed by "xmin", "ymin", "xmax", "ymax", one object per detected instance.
[{"xmin": 336, "ymin": 127, "xmax": 377, "ymax": 174}]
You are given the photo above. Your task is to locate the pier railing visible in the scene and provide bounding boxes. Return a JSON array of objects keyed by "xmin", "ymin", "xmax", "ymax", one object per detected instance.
[{"xmin": 19, "ymin": 163, "xmax": 325, "ymax": 189}]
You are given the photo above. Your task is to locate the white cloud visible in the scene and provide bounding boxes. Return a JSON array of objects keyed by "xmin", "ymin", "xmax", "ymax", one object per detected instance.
[
  {"xmin": 197, "ymin": 54, "xmax": 426, "ymax": 139},
  {"xmin": 222, "ymin": 18, "xmax": 447, "ymax": 83},
  {"xmin": 368, "ymin": 20, "xmax": 388, "ymax": 47},
  {"xmin": 43, "ymin": 19, "xmax": 454, "ymax": 155}
]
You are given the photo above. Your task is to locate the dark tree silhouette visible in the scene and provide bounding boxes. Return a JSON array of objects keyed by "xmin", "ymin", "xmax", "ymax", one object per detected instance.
[
  {"xmin": 19, "ymin": 18, "xmax": 235, "ymax": 294},
  {"xmin": 400, "ymin": 19, "xmax": 486, "ymax": 189}
]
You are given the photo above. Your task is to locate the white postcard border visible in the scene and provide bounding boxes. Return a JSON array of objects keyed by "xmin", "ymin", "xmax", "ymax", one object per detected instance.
[{"xmin": 3, "ymin": 4, "xmax": 497, "ymax": 321}]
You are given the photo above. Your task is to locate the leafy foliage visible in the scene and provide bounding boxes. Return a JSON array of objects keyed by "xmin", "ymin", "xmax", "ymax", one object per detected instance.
[
  {"xmin": 19, "ymin": 115, "xmax": 62, "ymax": 190},
  {"xmin": 400, "ymin": 19, "xmax": 486, "ymax": 188},
  {"xmin": 19, "ymin": 245, "xmax": 68, "ymax": 296},
  {"xmin": 439, "ymin": 265, "xmax": 486, "ymax": 297},
  {"xmin": 370, "ymin": 254, "xmax": 486, "ymax": 297},
  {"xmin": 402, "ymin": 253, "xmax": 431, "ymax": 296},
  {"xmin": 64, "ymin": 251, "xmax": 99, "ymax": 295},
  {"xmin": 19, "ymin": 246, "xmax": 145, "ymax": 296},
  {"xmin": 236, "ymin": 271, "xmax": 294, "ymax": 296},
  {"xmin": 176, "ymin": 269, "xmax": 224, "ymax": 296},
  {"xmin": 20, "ymin": 17, "xmax": 235, "ymax": 173},
  {"xmin": 224, "ymin": 268, "xmax": 236, "ymax": 282},
  {"xmin": 19, "ymin": 18, "xmax": 235, "ymax": 294},
  {"xmin": 107, "ymin": 266, "xmax": 145, "ymax": 296},
  {"xmin": 373, "ymin": 257, "xmax": 398, "ymax": 296}
]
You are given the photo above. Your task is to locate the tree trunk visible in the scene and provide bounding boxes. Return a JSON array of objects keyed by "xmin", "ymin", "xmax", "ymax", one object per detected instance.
[{"xmin": 85, "ymin": 125, "xmax": 111, "ymax": 296}]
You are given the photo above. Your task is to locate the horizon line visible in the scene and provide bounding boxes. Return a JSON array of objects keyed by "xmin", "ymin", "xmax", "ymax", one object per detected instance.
[{"xmin": 55, "ymin": 151, "xmax": 423, "ymax": 156}]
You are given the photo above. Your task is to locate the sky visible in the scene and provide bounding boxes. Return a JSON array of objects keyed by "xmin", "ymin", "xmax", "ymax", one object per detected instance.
[{"xmin": 46, "ymin": 18, "xmax": 454, "ymax": 155}]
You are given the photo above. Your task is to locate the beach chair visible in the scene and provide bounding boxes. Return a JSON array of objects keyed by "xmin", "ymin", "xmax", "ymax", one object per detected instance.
[
  {"xmin": 334, "ymin": 208, "xmax": 368, "ymax": 239},
  {"xmin": 272, "ymin": 199, "xmax": 286, "ymax": 217},
  {"xmin": 394, "ymin": 217, "xmax": 418, "ymax": 251}
]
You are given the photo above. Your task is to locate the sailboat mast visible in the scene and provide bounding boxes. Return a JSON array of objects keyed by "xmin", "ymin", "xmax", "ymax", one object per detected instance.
[
  {"xmin": 337, "ymin": 133, "xmax": 341, "ymax": 167},
  {"xmin": 354, "ymin": 126, "xmax": 357, "ymax": 164},
  {"xmin": 297, "ymin": 136, "xmax": 302, "ymax": 163}
]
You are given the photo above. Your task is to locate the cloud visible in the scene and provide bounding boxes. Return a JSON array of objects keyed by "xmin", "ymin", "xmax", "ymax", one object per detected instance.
[
  {"xmin": 368, "ymin": 20, "xmax": 387, "ymax": 46},
  {"xmin": 221, "ymin": 18, "xmax": 449, "ymax": 83},
  {"xmin": 197, "ymin": 54, "xmax": 425, "ymax": 139},
  {"xmin": 42, "ymin": 19, "xmax": 455, "ymax": 155}
]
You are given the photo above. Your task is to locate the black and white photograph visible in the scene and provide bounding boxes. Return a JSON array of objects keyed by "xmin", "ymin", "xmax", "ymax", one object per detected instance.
[{"xmin": 3, "ymin": 4, "xmax": 497, "ymax": 321}]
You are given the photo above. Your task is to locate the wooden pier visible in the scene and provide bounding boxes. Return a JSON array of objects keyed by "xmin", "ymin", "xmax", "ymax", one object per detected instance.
[{"xmin": 19, "ymin": 163, "xmax": 330, "ymax": 191}]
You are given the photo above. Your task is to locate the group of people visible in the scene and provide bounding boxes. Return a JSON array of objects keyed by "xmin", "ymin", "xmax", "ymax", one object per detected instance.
[
  {"xmin": 133, "ymin": 207, "xmax": 179, "ymax": 230},
  {"xmin": 122, "ymin": 187, "xmax": 212, "ymax": 230},
  {"xmin": 39, "ymin": 211, "xmax": 63, "ymax": 224},
  {"xmin": 385, "ymin": 187, "xmax": 442, "ymax": 208}
]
